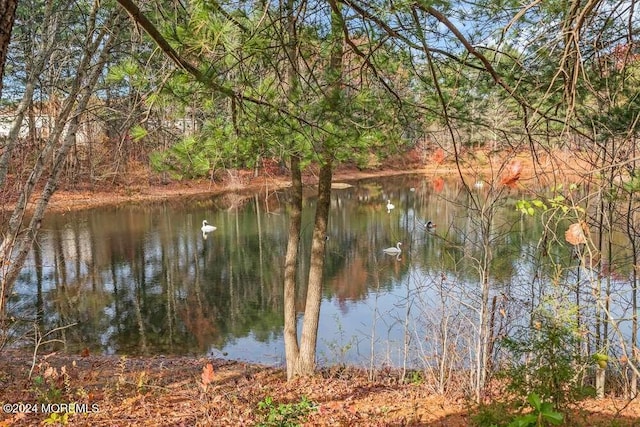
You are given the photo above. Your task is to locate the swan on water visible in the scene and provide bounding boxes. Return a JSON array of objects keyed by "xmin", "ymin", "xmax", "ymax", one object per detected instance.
[
  {"xmin": 386, "ymin": 200, "xmax": 395, "ymax": 212},
  {"xmin": 201, "ymin": 220, "xmax": 217, "ymax": 234},
  {"xmin": 383, "ymin": 242, "xmax": 402, "ymax": 254}
]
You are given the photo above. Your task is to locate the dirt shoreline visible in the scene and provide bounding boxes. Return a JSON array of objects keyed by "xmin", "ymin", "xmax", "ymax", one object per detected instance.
[
  {"xmin": 34, "ymin": 146, "xmax": 592, "ymax": 214},
  {"xmin": 42, "ymin": 166, "xmax": 457, "ymax": 213}
]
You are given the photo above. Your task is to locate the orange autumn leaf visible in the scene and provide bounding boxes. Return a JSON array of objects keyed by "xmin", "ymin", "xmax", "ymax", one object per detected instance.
[
  {"xmin": 500, "ymin": 174, "xmax": 520, "ymax": 188},
  {"xmin": 433, "ymin": 176, "xmax": 445, "ymax": 193},
  {"xmin": 500, "ymin": 160, "xmax": 522, "ymax": 188},
  {"xmin": 201, "ymin": 362, "xmax": 215, "ymax": 388},
  {"xmin": 565, "ymin": 222, "xmax": 588, "ymax": 246}
]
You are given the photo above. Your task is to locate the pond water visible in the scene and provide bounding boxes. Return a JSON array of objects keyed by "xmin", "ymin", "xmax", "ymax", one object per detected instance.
[{"xmin": 10, "ymin": 174, "xmax": 637, "ymax": 368}]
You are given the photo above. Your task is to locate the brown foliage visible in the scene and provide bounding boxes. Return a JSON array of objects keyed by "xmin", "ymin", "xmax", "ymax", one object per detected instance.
[
  {"xmin": 500, "ymin": 159, "xmax": 522, "ymax": 188},
  {"xmin": 565, "ymin": 221, "xmax": 588, "ymax": 246},
  {"xmin": 200, "ymin": 362, "xmax": 215, "ymax": 391},
  {"xmin": 1, "ymin": 350, "xmax": 639, "ymax": 426}
]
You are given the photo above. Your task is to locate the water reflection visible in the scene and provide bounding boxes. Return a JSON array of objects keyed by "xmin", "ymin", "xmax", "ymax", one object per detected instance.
[{"xmin": 10, "ymin": 175, "xmax": 636, "ymax": 367}]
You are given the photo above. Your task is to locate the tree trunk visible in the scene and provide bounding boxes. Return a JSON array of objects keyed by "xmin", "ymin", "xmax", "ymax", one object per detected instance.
[
  {"xmin": 627, "ymin": 147, "xmax": 639, "ymax": 397},
  {"xmin": 596, "ymin": 367, "xmax": 605, "ymax": 399},
  {"xmin": 288, "ymin": 0, "xmax": 342, "ymax": 377},
  {"xmin": 282, "ymin": 0, "xmax": 302, "ymax": 380},
  {"xmin": 283, "ymin": 154, "xmax": 302, "ymax": 379},
  {"xmin": 475, "ymin": 211, "xmax": 493, "ymax": 402},
  {"xmin": 295, "ymin": 161, "xmax": 332, "ymax": 375},
  {"xmin": 0, "ymin": 0, "xmax": 18, "ymax": 100},
  {"xmin": 0, "ymin": 0, "xmax": 59, "ymax": 190}
]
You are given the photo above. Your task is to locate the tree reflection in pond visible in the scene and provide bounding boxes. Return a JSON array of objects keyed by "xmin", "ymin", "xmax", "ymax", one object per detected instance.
[{"xmin": 9, "ymin": 175, "xmax": 635, "ymax": 369}]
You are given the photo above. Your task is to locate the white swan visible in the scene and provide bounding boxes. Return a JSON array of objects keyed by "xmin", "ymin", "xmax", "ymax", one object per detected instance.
[
  {"xmin": 383, "ymin": 242, "xmax": 402, "ymax": 254},
  {"xmin": 386, "ymin": 200, "xmax": 395, "ymax": 213},
  {"xmin": 201, "ymin": 220, "xmax": 217, "ymax": 234}
]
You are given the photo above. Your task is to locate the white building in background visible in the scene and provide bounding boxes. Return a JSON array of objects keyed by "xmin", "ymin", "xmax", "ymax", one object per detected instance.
[
  {"xmin": 0, "ymin": 110, "xmax": 51, "ymax": 139},
  {"xmin": 0, "ymin": 99, "xmax": 196, "ymax": 147},
  {"xmin": 0, "ymin": 106, "xmax": 100, "ymax": 145}
]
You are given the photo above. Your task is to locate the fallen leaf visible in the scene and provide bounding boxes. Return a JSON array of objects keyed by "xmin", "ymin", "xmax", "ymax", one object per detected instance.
[
  {"xmin": 201, "ymin": 362, "xmax": 215, "ymax": 389},
  {"xmin": 44, "ymin": 366, "xmax": 57, "ymax": 379}
]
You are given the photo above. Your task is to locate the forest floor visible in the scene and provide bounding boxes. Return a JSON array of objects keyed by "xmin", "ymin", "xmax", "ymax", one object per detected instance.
[
  {"xmin": 2, "ymin": 148, "xmax": 640, "ymax": 426},
  {"xmin": 1, "ymin": 350, "xmax": 640, "ymax": 426}
]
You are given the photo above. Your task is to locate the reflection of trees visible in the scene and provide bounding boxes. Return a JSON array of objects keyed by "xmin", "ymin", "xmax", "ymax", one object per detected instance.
[
  {"xmin": 197, "ymin": 222, "xmax": 285, "ymax": 344},
  {"xmin": 4, "ymin": 181, "xmax": 450, "ymax": 352},
  {"xmin": 11, "ymin": 176, "xmax": 621, "ymax": 361},
  {"xmin": 10, "ymin": 198, "xmax": 289, "ymax": 354},
  {"xmin": 328, "ymin": 254, "xmax": 369, "ymax": 303}
]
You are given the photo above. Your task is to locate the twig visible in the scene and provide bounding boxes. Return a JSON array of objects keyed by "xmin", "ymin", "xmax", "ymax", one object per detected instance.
[{"xmin": 29, "ymin": 322, "xmax": 78, "ymax": 379}]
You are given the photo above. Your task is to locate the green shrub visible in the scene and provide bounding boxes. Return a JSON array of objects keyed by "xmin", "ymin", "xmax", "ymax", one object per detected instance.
[
  {"xmin": 471, "ymin": 400, "xmax": 516, "ymax": 426},
  {"xmin": 508, "ymin": 393, "xmax": 563, "ymax": 427},
  {"xmin": 499, "ymin": 311, "xmax": 593, "ymax": 409},
  {"xmin": 471, "ymin": 393, "xmax": 563, "ymax": 427},
  {"xmin": 257, "ymin": 395, "xmax": 317, "ymax": 427}
]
